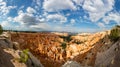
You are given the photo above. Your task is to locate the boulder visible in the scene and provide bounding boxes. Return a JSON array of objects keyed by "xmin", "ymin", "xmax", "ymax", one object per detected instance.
[
  {"xmin": 13, "ymin": 42, "xmax": 20, "ymax": 50},
  {"xmin": 26, "ymin": 52, "xmax": 44, "ymax": 67},
  {"xmin": 0, "ymin": 39, "xmax": 13, "ymax": 48},
  {"xmin": 95, "ymin": 40, "xmax": 120, "ymax": 67},
  {"xmin": 62, "ymin": 61, "xmax": 81, "ymax": 67}
]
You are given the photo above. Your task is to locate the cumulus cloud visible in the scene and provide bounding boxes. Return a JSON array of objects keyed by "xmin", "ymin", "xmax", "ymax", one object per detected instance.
[
  {"xmin": 43, "ymin": 0, "xmax": 76, "ymax": 12},
  {"xmin": 33, "ymin": 0, "xmax": 41, "ymax": 6},
  {"xmin": 70, "ymin": 19, "xmax": 75, "ymax": 24},
  {"xmin": 52, "ymin": 26, "xmax": 77, "ymax": 32},
  {"xmin": 83, "ymin": 0, "xmax": 114, "ymax": 22},
  {"xmin": 98, "ymin": 22, "xmax": 105, "ymax": 28},
  {"xmin": 0, "ymin": 0, "xmax": 118, "ymax": 32},
  {"xmin": 46, "ymin": 14, "xmax": 67, "ymax": 23},
  {"xmin": 30, "ymin": 23, "xmax": 51, "ymax": 30},
  {"xmin": 1, "ymin": 21, "xmax": 9, "ymax": 27},
  {"xmin": 0, "ymin": 16, "xmax": 14, "ymax": 27},
  {"xmin": 102, "ymin": 12, "xmax": 120, "ymax": 25},
  {"xmin": 43, "ymin": 0, "xmax": 115, "ymax": 23},
  {"xmin": 43, "ymin": 12, "xmax": 48, "ymax": 16},
  {"xmin": 50, "ymin": 25, "xmax": 100, "ymax": 33},
  {"xmin": 26, "ymin": 7, "xmax": 36, "ymax": 14},
  {"xmin": 0, "ymin": 0, "xmax": 16, "ymax": 16},
  {"xmin": 0, "ymin": 17, "xmax": 20, "ymax": 30},
  {"xmin": 14, "ymin": 10, "xmax": 41, "ymax": 25},
  {"xmin": 72, "ymin": 0, "xmax": 84, "ymax": 6}
]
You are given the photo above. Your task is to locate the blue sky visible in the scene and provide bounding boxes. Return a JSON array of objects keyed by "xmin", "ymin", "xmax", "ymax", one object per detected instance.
[{"xmin": 0, "ymin": 0, "xmax": 120, "ymax": 33}]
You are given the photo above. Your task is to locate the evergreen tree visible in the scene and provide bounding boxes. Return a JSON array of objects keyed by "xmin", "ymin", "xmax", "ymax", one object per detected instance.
[
  {"xmin": 109, "ymin": 25, "xmax": 120, "ymax": 41},
  {"xmin": 0, "ymin": 25, "xmax": 3, "ymax": 34}
]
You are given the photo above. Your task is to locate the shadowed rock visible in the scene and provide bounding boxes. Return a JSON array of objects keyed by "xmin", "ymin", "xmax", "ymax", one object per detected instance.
[{"xmin": 0, "ymin": 47, "xmax": 15, "ymax": 67}]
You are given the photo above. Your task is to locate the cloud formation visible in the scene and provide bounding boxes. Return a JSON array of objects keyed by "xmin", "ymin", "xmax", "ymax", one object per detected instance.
[
  {"xmin": 26, "ymin": 7, "xmax": 36, "ymax": 14},
  {"xmin": 0, "ymin": 0, "xmax": 16, "ymax": 16},
  {"xmin": 102, "ymin": 12, "xmax": 120, "ymax": 24},
  {"xmin": 46, "ymin": 14, "xmax": 67, "ymax": 23},
  {"xmin": 43, "ymin": 0, "xmax": 77, "ymax": 12},
  {"xmin": 83, "ymin": 0, "xmax": 114, "ymax": 22},
  {"xmin": 0, "ymin": 0, "xmax": 120, "ymax": 32},
  {"xmin": 70, "ymin": 19, "xmax": 76, "ymax": 24}
]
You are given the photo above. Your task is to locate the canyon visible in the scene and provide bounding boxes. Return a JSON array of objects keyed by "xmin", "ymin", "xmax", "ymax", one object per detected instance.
[
  {"xmin": 10, "ymin": 30, "xmax": 112, "ymax": 67},
  {"xmin": 0, "ymin": 27, "xmax": 120, "ymax": 67}
]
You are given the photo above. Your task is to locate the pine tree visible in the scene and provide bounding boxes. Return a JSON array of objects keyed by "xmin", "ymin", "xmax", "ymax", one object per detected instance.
[
  {"xmin": 0, "ymin": 25, "xmax": 3, "ymax": 34},
  {"xmin": 109, "ymin": 25, "xmax": 120, "ymax": 41}
]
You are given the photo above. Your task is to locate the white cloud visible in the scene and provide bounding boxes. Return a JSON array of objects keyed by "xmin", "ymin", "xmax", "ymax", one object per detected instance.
[
  {"xmin": 1, "ymin": 21, "xmax": 9, "ymax": 27},
  {"xmin": 43, "ymin": 0, "xmax": 76, "ymax": 12},
  {"xmin": 32, "ymin": 0, "xmax": 41, "ymax": 11},
  {"xmin": 43, "ymin": 12, "xmax": 48, "ymax": 16},
  {"xmin": 66, "ymin": 13, "xmax": 70, "ymax": 16},
  {"xmin": 102, "ymin": 12, "xmax": 120, "ymax": 25},
  {"xmin": 0, "ymin": 0, "xmax": 16, "ymax": 16},
  {"xmin": 33, "ymin": 0, "xmax": 41, "ymax": 6},
  {"xmin": 83, "ymin": 0, "xmax": 114, "ymax": 22},
  {"xmin": 14, "ymin": 10, "xmax": 41, "ymax": 25},
  {"xmin": 19, "ymin": 5, "xmax": 24, "ymax": 10},
  {"xmin": 70, "ymin": 19, "xmax": 75, "ymax": 24},
  {"xmin": 50, "ymin": 25, "xmax": 101, "ymax": 33},
  {"xmin": 7, "ymin": 17, "xmax": 13, "ymax": 22},
  {"xmin": 72, "ymin": 0, "xmax": 84, "ymax": 6},
  {"xmin": 30, "ymin": 23, "xmax": 51, "ymax": 30},
  {"xmin": 13, "ymin": 10, "xmax": 45, "ymax": 30},
  {"xmin": 26, "ymin": 7, "xmax": 36, "ymax": 14},
  {"xmin": 0, "ymin": 16, "xmax": 14, "ymax": 27},
  {"xmin": 0, "ymin": 20, "xmax": 19, "ymax": 30},
  {"xmin": 52, "ymin": 26, "xmax": 76, "ymax": 32},
  {"xmin": 39, "ymin": 18, "xmax": 45, "ymax": 22},
  {"xmin": 46, "ymin": 14, "xmax": 67, "ymax": 23},
  {"xmin": 98, "ymin": 22, "xmax": 105, "ymax": 28}
]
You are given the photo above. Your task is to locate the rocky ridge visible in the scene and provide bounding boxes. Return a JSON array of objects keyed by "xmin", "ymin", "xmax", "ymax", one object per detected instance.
[
  {"xmin": 1, "ymin": 28, "xmax": 120, "ymax": 67},
  {"xmin": 0, "ymin": 33, "xmax": 43, "ymax": 67},
  {"xmin": 10, "ymin": 30, "xmax": 111, "ymax": 67}
]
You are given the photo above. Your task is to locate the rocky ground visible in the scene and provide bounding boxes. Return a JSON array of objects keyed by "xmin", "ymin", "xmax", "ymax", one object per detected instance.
[
  {"xmin": 0, "ymin": 32, "xmax": 43, "ymax": 67},
  {"xmin": 0, "ymin": 29, "xmax": 120, "ymax": 67}
]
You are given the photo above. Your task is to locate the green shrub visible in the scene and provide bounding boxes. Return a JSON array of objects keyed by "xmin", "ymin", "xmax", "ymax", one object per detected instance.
[
  {"xmin": 0, "ymin": 25, "xmax": 3, "ymax": 34},
  {"xmin": 60, "ymin": 35, "xmax": 72, "ymax": 42},
  {"xmin": 109, "ymin": 25, "xmax": 120, "ymax": 41},
  {"xmin": 75, "ymin": 41, "xmax": 83, "ymax": 44},
  {"xmin": 19, "ymin": 49, "xmax": 29, "ymax": 63},
  {"xmin": 61, "ymin": 42, "xmax": 67, "ymax": 49}
]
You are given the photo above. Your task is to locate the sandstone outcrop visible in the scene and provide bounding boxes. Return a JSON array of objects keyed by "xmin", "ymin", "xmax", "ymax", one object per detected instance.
[
  {"xmin": 62, "ymin": 61, "xmax": 81, "ymax": 67},
  {"xmin": 9, "ymin": 30, "xmax": 120, "ymax": 67},
  {"xmin": 0, "ymin": 33, "xmax": 43, "ymax": 67},
  {"xmin": 95, "ymin": 39, "xmax": 120, "ymax": 67}
]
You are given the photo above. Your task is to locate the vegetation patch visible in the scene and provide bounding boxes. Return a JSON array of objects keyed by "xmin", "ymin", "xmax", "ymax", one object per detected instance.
[
  {"xmin": 0, "ymin": 25, "xmax": 3, "ymax": 34},
  {"xmin": 19, "ymin": 49, "xmax": 29, "ymax": 63},
  {"xmin": 109, "ymin": 25, "xmax": 120, "ymax": 42},
  {"xmin": 61, "ymin": 42, "xmax": 67, "ymax": 49},
  {"xmin": 60, "ymin": 35, "xmax": 72, "ymax": 42}
]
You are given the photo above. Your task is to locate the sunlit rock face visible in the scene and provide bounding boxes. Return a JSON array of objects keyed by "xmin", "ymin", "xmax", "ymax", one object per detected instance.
[
  {"xmin": 62, "ymin": 61, "xmax": 81, "ymax": 67},
  {"xmin": 66, "ymin": 31, "xmax": 110, "ymax": 60},
  {"xmin": 95, "ymin": 39, "xmax": 120, "ymax": 67},
  {"xmin": 10, "ymin": 31, "xmax": 112, "ymax": 67},
  {"xmin": 0, "ymin": 34, "xmax": 44, "ymax": 67}
]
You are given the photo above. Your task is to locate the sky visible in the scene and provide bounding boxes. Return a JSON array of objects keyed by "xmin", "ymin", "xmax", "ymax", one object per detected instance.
[{"xmin": 0, "ymin": 0, "xmax": 120, "ymax": 33}]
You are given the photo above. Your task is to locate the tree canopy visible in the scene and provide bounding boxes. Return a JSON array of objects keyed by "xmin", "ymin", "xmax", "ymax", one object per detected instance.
[{"xmin": 0, "ymin": 25, "xmax": 3, "ymax": 34}]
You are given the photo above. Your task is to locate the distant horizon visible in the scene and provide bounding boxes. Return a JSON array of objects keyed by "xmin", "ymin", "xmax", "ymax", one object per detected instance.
[
  {"xmin": 3, "ymin": 28, "xmax": 110, "ymax": 34},
  {"xmin": 0, "ymin": 0, "xmax": 120, "ymax": 33}
]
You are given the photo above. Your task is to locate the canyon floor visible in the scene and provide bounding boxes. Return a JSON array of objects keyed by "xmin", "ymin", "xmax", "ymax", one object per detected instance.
[{"xmin": 0, "ymin": 30, "xmax": 120, "ymax": 67}]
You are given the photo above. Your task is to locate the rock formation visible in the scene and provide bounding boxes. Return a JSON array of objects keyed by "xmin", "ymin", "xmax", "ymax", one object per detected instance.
[
  {"xmin": 95, "ymin": 39, "xmax": 120, "ymax": 67},
  {"xmin": 6, "ymin": 29, "xmax": 120, "ymax": 67},
  {"xmin": 0, "ymin": 33, "xmax": 43, "ymax": 67}
]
